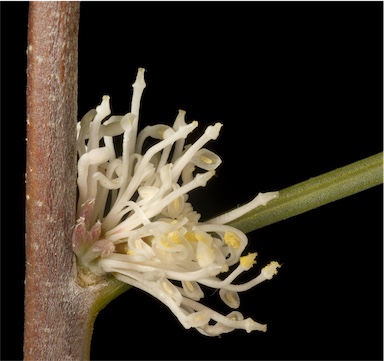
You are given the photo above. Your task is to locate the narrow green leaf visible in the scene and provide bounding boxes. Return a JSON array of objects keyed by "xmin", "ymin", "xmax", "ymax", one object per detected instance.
[{"xmin": 228, "ymin": 152, "xmax": 383, "ymax": 233}]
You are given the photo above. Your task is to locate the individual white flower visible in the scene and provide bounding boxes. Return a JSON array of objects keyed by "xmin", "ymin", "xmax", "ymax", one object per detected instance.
[{"xmin": 72, "ymin": 68, "xmax": 281, "ymax": 336}]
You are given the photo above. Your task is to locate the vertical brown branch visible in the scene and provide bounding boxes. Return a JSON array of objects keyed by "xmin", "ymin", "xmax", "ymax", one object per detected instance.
[
  {"xmin": 24, "ymin": 4, "xmax": 130, "ymax": 359},
  {"xmin": 24, "ymin": 2, "xmax": 91, "ymax": 360}
]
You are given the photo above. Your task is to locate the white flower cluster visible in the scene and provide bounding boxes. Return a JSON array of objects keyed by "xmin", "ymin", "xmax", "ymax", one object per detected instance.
[{"xmin": 73, "ymin": 68, "xmax": 280, "ymax": 336}]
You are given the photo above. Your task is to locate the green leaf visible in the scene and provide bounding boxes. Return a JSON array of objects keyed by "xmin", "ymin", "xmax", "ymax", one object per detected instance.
[{"xmin": 228, "ymin": 152, "xmax": 383, "ymax": 233}]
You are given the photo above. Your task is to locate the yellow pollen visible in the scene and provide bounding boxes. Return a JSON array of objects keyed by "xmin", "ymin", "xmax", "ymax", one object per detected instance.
[
  {"xmin": 195, "ymin": 233, "xmax": 205, "ymax": 242},
  {"xmin": 161, "ymin": 238, "xmax": 171, "ymax": 247},
  {"xmin": 224, "ymin": 232, "xmax": 240, "ymax": 249},
  {"xmin": 195, "ymin": 233, "xmax": 211, "ymax": 244},
  {"xmin": 240, "ymin": 252, "xmax": 257, "ymax": 269},
  {"xmin": 168, "ymin": 232, "xmax": 182, "ymax": 244},
  {"xmin": 199, "ymin": 155, "xmax": 213, "ymax": 164},
  {"xmin": 185, "ymin": 231, "xmax": 197, "ymax": 242},
  {"xmin": 127, "ymin": 250, "xmax": 135, "ymax": 256},
  {"xmin": 221, "ymin": 264, "xmax": 229, "ymax": 273},
  {"xmin": 262, "ymin": 261, "xmax": 281, "ymax": 279}
]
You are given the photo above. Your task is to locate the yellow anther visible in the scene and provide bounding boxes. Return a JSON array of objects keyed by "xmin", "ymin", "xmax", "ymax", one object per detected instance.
[
  {"xmin": 161, "ymin": 238, "xmax": 171, "ymax": 247},
  {"xmin": 195, "ymin": 233, "xmax": 206, "ymax": 243},
  {"xmin": 199, "ymin": 155, "xmax": 213, "ymax": 164},
  {"xmin": 168, "ymin": 231, "xmax": 182, "ymax": 244},
  {"xmin": 173, "ymin": 197, "xmax": 180, "ymax": 211},
  {"xmin": 135, "ymin": 239, "xmax": 143, "ymax": 249},
  {"xmin": 195, "ymin": 232, "xmax": 212, "ymax": 245},
  {"xmin": 185, "ymin": 231, "xmax": 197, "ymax": 242},
  {"xmin": 224, "ymin": 232, "xmax": 240, "ymax": 249},
  {"xmin": 194, "ymin": 314, "xmax": 206, "ymax": 322},
  {"xmin": 162, "ymin": 281, "xmax": 174, "ymax": 295},
  {"xmin": 185, "ymin": 231, "xmax": 211, "ymax": 244},
  {"xmin": 240, "ymin": 252, "xmax": 257, "ymax": 270},
  {"xmin": 184, "ymin": 281, "xmax": 195, "ymax": 293},
  {"xmin": 261, "ymin": 261, "xmax": 281, "ymax": 280},
  {"xmin": 221, "ymin": 264, "xmax": 229, "ymax": 273},
  {"xmin": 127, "ymin": 250, "xmax": 135, "ymax": 256},
  {"xmin": 225, "ymin": 292, "xmax": 236, "ymax": 304}
]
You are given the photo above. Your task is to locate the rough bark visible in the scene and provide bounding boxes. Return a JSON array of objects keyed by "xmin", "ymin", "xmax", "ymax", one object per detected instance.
[{"xmin": 24, "ymin": 3, "xmax": 92, "ymax": 360}]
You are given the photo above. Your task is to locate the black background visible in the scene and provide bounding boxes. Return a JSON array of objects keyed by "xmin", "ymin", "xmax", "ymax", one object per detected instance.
[{"xmin": 1, "ymin": 2, "xmax": 383, "ymax": 360}]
